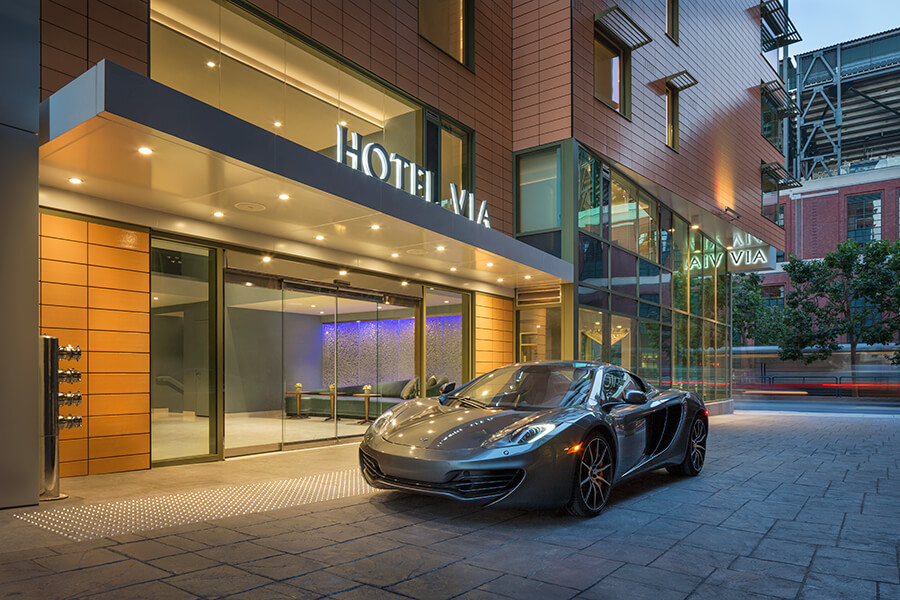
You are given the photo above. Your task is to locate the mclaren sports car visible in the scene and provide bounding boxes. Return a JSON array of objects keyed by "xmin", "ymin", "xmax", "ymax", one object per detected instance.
[{"xmin": 359, "ymin": 361, "xmax": 708, "ymax": 516}]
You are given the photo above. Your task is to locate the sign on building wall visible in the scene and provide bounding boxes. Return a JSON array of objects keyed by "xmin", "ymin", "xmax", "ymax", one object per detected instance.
[
  {"xmin": 335, "ymin": 125, "xmax": 491, "ymax": 229},
  {"xmin": 726, "ymin": 233, "xmax": 776, "ymax": 272}
]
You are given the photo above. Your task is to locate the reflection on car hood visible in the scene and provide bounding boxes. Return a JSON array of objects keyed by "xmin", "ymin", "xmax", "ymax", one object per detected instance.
[{"xmin": 382, "ymin": 402, "xmax": 536, "ymax": 450}]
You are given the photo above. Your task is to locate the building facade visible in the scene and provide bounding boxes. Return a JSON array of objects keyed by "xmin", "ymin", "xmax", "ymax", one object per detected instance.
[{"xmin": 0, "ymin": 0, "xmax": 789, "ymax": 507}]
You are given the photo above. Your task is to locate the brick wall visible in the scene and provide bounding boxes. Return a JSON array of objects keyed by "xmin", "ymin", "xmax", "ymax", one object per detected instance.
[
  {"xmin": 474, "ymin": 293, "xmax": 514, "ymax": 375},
  {"xmin": 40, "ymin": 0, "xmax": 149, "ymax": 101},
  {"xmin": 40, "ymin": 212, "xmax": 150, "ymax": 477}
]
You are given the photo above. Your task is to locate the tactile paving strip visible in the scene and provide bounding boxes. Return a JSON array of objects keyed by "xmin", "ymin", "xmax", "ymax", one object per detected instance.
[{"xmin": 16, "ymin": 469, "xmax": 372, "ymax": 542}]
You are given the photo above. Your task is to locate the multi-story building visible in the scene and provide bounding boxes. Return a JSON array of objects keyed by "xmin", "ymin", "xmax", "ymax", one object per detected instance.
[{"xmin": 0, "ymin": 0, "xmax": 791, "ymax": 508}]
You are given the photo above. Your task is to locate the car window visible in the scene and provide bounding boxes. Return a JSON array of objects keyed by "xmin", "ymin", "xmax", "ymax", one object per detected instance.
[{"xmin": 601, "ymin": 370, "xmax": 626, "ymax": 400}]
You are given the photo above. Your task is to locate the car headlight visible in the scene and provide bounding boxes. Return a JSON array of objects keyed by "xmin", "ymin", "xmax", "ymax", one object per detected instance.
[
  {"xmin": 370, "ymin": 410, "xmax": 394, "ymax": 435},
  {"xmin": 483, "ymin": 423, "xmax": 556, "ymax": 448}
]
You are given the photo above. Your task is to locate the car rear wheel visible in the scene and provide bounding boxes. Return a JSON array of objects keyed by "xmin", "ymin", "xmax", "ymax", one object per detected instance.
[
  {"xmin": 668, "ymin": 415, "xmax": 706, "ymax": 476},
  {"xmin": 566, "ymin": 434, "xmax": 613, "ymax": 517}
]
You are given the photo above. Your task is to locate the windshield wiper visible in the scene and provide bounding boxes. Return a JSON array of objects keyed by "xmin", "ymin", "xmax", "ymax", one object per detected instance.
[{"xmin": 446, "ymin": 395, "xmax": 484, "ymax": 409}]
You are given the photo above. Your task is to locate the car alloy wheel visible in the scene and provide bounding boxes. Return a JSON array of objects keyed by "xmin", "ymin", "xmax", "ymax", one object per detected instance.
[
  {"xmin": 669, "ymin": 415, "xmax": 706, "ymax": 476},
  {"xmin": 567, "ymin": 434, "xmax": 612, "ymax": 517}
]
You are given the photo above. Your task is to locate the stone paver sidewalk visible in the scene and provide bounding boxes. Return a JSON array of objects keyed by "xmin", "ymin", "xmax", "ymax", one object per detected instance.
[{"xmin": 1, "ymin": 411, "xmax": 898, "ymax": 599}]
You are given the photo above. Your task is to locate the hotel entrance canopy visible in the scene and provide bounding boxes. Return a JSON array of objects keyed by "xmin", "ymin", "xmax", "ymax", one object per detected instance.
[{"xmin": 40, "ymin": 61, "xmax": 573, "ymax": 295}]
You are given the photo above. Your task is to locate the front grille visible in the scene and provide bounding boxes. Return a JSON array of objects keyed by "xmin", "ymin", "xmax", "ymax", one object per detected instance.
[{"xmin": 360, "ymin": 450, "xmax": 523, "ymax": 499}]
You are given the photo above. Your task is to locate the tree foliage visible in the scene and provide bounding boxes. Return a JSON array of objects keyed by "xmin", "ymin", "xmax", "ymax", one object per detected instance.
[
  {"xmin": 779, "ymin": 240, "xmax": 900, "ymax": 366},
  {"xmin": 731, "ymin": 272, "xmax": 784, "ymax": 347}
]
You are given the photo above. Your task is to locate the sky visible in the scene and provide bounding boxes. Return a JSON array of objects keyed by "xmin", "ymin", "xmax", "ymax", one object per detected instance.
[{"xmin": 786, "ymin": 0, "xmax": 900, "ymax": 57}]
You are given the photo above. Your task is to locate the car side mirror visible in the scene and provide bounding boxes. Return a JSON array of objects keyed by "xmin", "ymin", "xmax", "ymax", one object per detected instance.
[
  {"xmin": 624, "ymin": 390, "xmax": 647, "ymax": 404},
  {"xmin": 440, "ymin": 382, "xmax": 456, "ymax": 395}
]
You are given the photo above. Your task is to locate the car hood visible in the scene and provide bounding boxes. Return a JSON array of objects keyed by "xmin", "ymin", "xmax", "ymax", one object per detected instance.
[{"xmin": 381, "ymin": 401, "xmax": 541, "ymax": 451}]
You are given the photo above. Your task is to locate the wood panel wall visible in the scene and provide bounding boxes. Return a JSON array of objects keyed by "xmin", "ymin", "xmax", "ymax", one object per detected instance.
[
  {"xmin": 39, "ymin": 212, "xmax": 150, "ymax": 477},
  {"xmin": 474, "ymin": 293, "xmax": 514, "ymax": 376}
]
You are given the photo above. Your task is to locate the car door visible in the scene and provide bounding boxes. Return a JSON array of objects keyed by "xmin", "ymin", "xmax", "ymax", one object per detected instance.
[{"xmin": 603, "ymin": 369, "xmax": 651, "ymax": 476}]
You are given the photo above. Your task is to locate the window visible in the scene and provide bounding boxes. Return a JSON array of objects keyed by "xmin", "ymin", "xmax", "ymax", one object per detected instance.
[
  {"xmin": 610, "ymin": 171, "xmax": 638, "ymax": 252},
  {"xmin": 762, "ymin": 170, "xmax": 785, "ymax": 228},
  {"xmin": 666, "ymin": 0, "xmax": 679, "ymax": 43},
  {"xmin": 762, "ymin": 285, "xmax": 784, "ymax": 308},
  {"xmin": 419, "ymin": 0, "xmax": 471, "ymax": 66},
  {"xmin": 426, "ymin": 115, "xmax": 471, "ymax": 207},
  {"xmin": 666, "ymin": 85, "xmax": 679, "ymax": 149},
  {"xmin": 517, "ymin": 149, "xmax": 560, "ymax": 233},
  {"xmin": 846, "ymin": 192, "xmax": 882, "ymax": 243},
  {"xmin": 594, "ymin": 33, "xmax": 629, "ymax": 116}
]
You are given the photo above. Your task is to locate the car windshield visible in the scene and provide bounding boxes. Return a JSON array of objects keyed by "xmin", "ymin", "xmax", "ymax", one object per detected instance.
[{"xmin": 449, "ymin": 364, "xmax": 597, "ymax": 411}]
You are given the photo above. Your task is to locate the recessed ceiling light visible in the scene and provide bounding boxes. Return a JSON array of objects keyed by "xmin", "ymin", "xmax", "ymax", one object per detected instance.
[
  {"xmin": 377, "ymin": 306, "xmax": 382, "ymax": 310},
  {"xmin": 245, "ymin": 281, "xmax": 253, "ymax": 287},
  {"xmin": 391, "ymin": 253, "xmax": 399, "ymax": 258},
  {"xmin": 524, "ymin": 275, "xmax": 532, "ymax": 279},
  {"xmin": 595, "ymin": 321, "xmax": 600, "ymax": 325},
  {"xmin": 315, "ymin": 235, "xmax": 325, "ymax": 241},
  {"xmin": 444, "ymin": 300, "xmax": 449, "ymax": 304},
  {"xmin": 320, "ymin": 311, "xmax": 325, "ymax": 314},
  {"xmin": 450, "ymin": 267, "xmax": 457, "ymax": 272},
  {"xmin": 138, "ymin": 147, "xmax": 152, "ymax": 155},
  {"xmin": 486, "ymin": 262, "xmax": 494, "ymax": 267},
  {"xmin": 497, "ymin": 278, "xmax": 504, "ymax": 282},
  {"xmin": 278, "ymin": 193, "xmax": 290, "ymax": 200},
  {"xmin": 371, "ymin": 224, "xmax": 381, "ymax": 230},
  {"xmin": 68, "ymin": 177, "xmax": 83, "ymax": 184},
  {"xmin": 436, "ymin": 245, "xmax": 445, "ymax": 251},
  {"xmin": 694, "ymin": 249, "xmax": 701, "ymax": 254},
  {"xmin": 213, "ymin": 211, "xmax": 224, "ymax": 217},
  {"xmin": 206, "ymin": 61, "xmax": 216, "ymax": 68},
  {"xmin": 262, "ymin": 256, "xmax": 271, "ymax": 263},
  {"xmin": 726, "ymin": 245, "xmax": 734, "ymax": 250},
  {"xmin": 401, "ymin": 281, "xmax": 408, "ymax": 286},
  {"xmin": 536, "ymin": 324, "xmax": 541, "ymax": 328},
  {"xmin": 153, "ymin": 296, "xmax": 159, "ymax": 300},
  {"xmin": 339, "ymin": 120, "xmax": 347, "ymax": 126},
  {"xmin": 311, "ymin": 304, "xmax": 316, "ymax": 308},
  {"xmin": 339, "ymin": 270, "xmax": 348, "ymax": 276},
  {"xmin": 273, "ymin": 121, "xmax": 282, "ymax": 127},
  {"xmin": 691, "ymin": 224, "xmax": 700, "ymax": 230}
]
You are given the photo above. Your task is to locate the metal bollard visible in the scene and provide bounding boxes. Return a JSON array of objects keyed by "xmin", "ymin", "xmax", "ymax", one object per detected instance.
[{"xmin": 40, "ymin": 336, "xmax": 83, "ymax": 501}]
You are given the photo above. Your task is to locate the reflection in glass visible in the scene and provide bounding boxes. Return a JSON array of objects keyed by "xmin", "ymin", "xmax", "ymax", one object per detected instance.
[
  {"xmin": 578, "ymin": 150, "xmax": 603, "ymax": 235},
  {"xmin": 151, "ymin": 239, "xmax": 215, "ymax": 462},
  {"xmin": 594, "ymin": 34, "xmax": 621, "ymax": 109},
  {"xmin": 689, "ymin": 317, "xmax": 703, "ymax": 396},
  {"xmin": 703, "ymin": 321, "xmax": 715, "ymax": 400},
  {"xmin": 659, "ymin": 205, "xmax": 673, "ymax": 269},
  {"xmin": 518, "ymin": 150, "xmax": 560, "ymax": 233},
  {"xmin": 426, "ymin": 289, "xmax": 466, "ymax": 394},
  {"xmin": 638, "ymin": 260, "xmax": 659, "ymax": 303},
  {"xmin": 441, "ymin": 125, "xmax": 469, "ymax": 206},
  {"xmin": 674, "ymin": 312, "xmax": 688, "ymax": 387},
  {"xmin": 672, "ymin": 216, "xmax": 689, "ymax": 312},
  {"xmin": 638, "ymin": 192, "xmax": 658, "ymax": 261},
  {"xmin": 579, "ymin": 308, "xmax": 605, "ymax": 362},
  {"xmin": 703, "ymin": 237, "xmax": 717, "ymax": 321},
  {"xmin": 518, "ymin": 307, "xmax": 561, "ymax": 362},
  {"xmin": 610, "ymin": 247, "xmax": 637, "ymax": 297},
  {"xmin": 660, "ymin": 325, "xmax": 673, "ymax": 386},
  {"xmin": 610, "ymin": 172, "xmax": 638, "ymax": 252},
  {"xmin": 610, "ymin": 315, "xmax": 634, "ymax": 370},
  {"xmin": 689, "ymin": 229, "xmax": 703, "ymax": 316},
  {"xmin": 578, "ymin": 233, "xmax": 606, "ymax": 288},
  {"xmin": 639, "ymin": 321, "xmax": 660, "ymax": 386},
  {"xmin": 419, "ymin": 0, "xmax": 465, "ymax": 63}
]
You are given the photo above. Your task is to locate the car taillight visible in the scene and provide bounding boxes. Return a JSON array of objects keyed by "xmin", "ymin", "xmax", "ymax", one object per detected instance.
[{"xmin": 703, "ymin": 410, "xmax": 709, "ymax": 417}]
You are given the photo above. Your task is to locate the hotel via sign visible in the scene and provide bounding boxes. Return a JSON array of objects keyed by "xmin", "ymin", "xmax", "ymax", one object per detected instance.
[{"xmin": 335, "ymin": 125, "xmax": 491, "ymax": 229}]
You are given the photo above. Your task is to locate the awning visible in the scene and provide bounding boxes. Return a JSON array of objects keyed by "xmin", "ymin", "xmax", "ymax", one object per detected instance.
[
  {"xmin": 39, "ymin": 61, "xmax": 574, "ymax": 296},
  {"xmin": 761, "ymin": 80, "xmax": 799, "ymax": 117},
  {"xmin": 762, "ymin": 162, "xmax": 803, "ymax": 189},
  {"xmin": 666, "ymin": 70, "xmax": 698, "ymax": 91},
  {"xmin": 760, "ymin": 0, "xmax": 801, "ymax": 52},
  {"xmin": 594, "ymin": 6, "xmax": 652, "ymax": 50}
]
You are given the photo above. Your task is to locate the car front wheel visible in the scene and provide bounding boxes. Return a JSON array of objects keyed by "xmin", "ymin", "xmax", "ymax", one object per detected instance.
[{"xmin": 566, "ymin": 434, "xmax": 613, "ymax": 517}]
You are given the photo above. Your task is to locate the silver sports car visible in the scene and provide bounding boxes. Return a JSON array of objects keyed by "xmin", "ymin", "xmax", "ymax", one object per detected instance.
[{"xmin": 359, "ymin": 361, "xmax": 708, "ymax": 516}]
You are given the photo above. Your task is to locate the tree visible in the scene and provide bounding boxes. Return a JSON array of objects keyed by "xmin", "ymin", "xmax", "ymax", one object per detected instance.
[
  {"xmin": 779, "ymin": 240, "xmax": 900, "ymax": 368},
  {"xmin": 731, "ymin": 272, "xmax": 783, "ymax": 346}
]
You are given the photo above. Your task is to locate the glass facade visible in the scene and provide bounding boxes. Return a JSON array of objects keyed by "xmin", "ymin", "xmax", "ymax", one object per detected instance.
[
  {"xmin": 846, "ymin": 192, "xmax": 882, "ymax": 243},
  {"xmin": 517, "ymin": 149, "xmax": 561, "ymax": 234},
  {"xmin": 516, "ymin": 141, "xmax": 732, "ymax": 404}
]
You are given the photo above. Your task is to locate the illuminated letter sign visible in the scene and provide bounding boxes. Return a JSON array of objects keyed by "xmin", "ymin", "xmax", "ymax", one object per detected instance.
[{"xmin": 335, "ymin": 124, "xmax": 489, "ymax": 229}]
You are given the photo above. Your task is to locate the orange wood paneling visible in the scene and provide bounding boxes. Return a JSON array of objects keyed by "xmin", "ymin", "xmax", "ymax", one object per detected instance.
[
  {"xmin": 474, "ymin": 293, "xmax": 514, "ymax": 376},
  {"xmin": 40, "ymin": 213, "xmax": 150, "ymax": 476}
]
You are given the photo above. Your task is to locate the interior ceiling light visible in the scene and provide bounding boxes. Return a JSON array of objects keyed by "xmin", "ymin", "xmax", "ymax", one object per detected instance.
[
  {"xmin": 693, "ymin": 249, "xmax": 701, "ymax": 254},
  {"xmin": 486, "ymin": 262, "xmax": 494, "ymax": 267},
  {"xmin": 315, "ymin": 235, "xmax": 325, "ymax": 241},
  {"xmin": 497, "ymin": 278, "xmax": 504, "ymax": 282},
  {"xmin": 153, "ymin": 296, "xmax": 159, "ymax": 300},
  {"xmin": 339, "ymin": 270, "xmax": 348, "ymax": 276},
  {"xmin": 339, "ymin": 120, "xmax": 347, "ymax": 126},
  {"xmin": 262, "ymin": 256, "xmax": 271, "ymax": 263},
  {"xmin": 273, "ymin": 121, "xmax": 282, "ymax": 127},
  {"xmin": 319, "ymin": 311, "xmax": 324, "ymax": 314},
  {"xmin": 245, "ymin": 281, "xmax": 253, "ymax": 286},
  {"xmin": 444, "ymin": 300, "xmax": 449, "ymax": 304},
  {"xmin": 391, "ymin": 252, "xmax": 399, "ymax": 258},
  {"xmin": 311, "ymin": 304, "xmax": 316, "ymax": 308},
  {"xmin": 206, "ymin": 61, "xmax": 216, "ymax": 68},
  {"xmin": 524, "ymin": 275, "xmax": 532, "ymax": 280},
  {"xmin": 138, "ymin": 147, "xmax": 152, "ymax": 155},
  {"xmin": 371, "ymin": 224, "xmax": 381, "ymax": 230},
  {"xmin": 401, "ymin": 281, "xmax": 409, "ymax": 286},
  {"xmin": 278, "ymin": 193, "xmax": 290, "ymax": 200},
  {"xmin": 436, "ymin": 245, "xmax": 445, "ymax": 251},
  {"xmin": 691, "ymin": 224, "xmax": 700, "ymax": 230},
  {"xmin": 450, "ymin": 267, "xmax": 457, "ymax": 271},
  {"xmin": 68, "ymin": 177, "xmax": 83, "ymax": 184},
  {"xmin": 726, "ymin": 245, "xmax": 734, "ymax": 250},
  {"xmin": 213, "ymin": 211, "xmax": 224, "ymax": 217}
]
